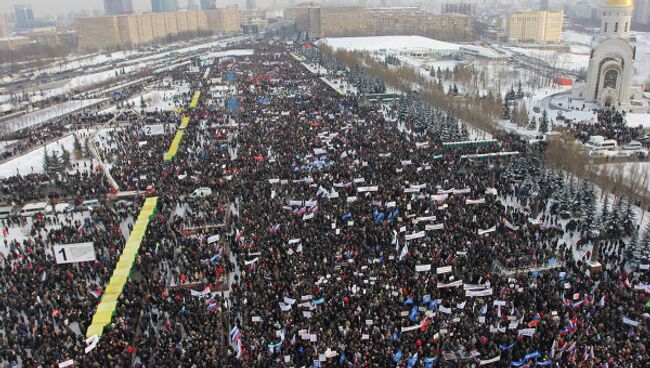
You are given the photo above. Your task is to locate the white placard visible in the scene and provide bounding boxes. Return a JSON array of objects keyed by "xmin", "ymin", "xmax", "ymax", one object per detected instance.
[
  {"xmin": 437, "ymin": 266, "xmax": 452, "ymax": 274},
  {"xmin": 53, "ymin": 242, "xmax": 96, "ymax": 264},
  {"xmin": 416, "ymin": 264, "xmax": 432, "ymax": 272},
  {"xmin": 143, "ymin": 124, "xmax": 165, "ymax": 136}
]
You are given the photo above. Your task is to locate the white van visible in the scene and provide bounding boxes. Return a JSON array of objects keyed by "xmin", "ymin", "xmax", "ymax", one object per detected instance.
[
  {"xmin": 20, "ymin": 202, "xmax": 52, "ymax": 217},
  {"xmin": 623, "ymin": 141, "xmax": 643, "ymax": 151},
  {"xmin": 0, "ymin": 206, "xmax": 14, "ymax": 219},
  {"xmin": 190, "ymin": 187, "xmax": 212, "ymax": 198},
  {"xmin": 79, "ymin": 199, "xmax": 100, "ymax": 210},
  {"xmin": 584, "ymin": 135, "xmax": 617, "ymax": 154},
  {"xmin": 55, "ymin": 203, "xmax": 75, "ymax": 214}
]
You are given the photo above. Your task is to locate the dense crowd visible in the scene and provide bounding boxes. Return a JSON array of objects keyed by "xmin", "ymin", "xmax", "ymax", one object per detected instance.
[{"xmin": 0, "ymin": 38, "xmax": 648, "ymax": 368}]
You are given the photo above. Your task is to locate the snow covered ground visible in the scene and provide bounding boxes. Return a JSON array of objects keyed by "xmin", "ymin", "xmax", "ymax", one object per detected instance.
[
  {"xmin": 3, "ymin": 98, "xmax": 106, "ymax": 134},
  {"xmin": 0, "ymin": 129, "xmax": 96, "ymax": 178},
  {"xmin": 101, "ymin": 85, "xmax": 190, "ymax": 114},
  {"xmin": 318, "ymin": 35, "xmax": 461, "ymax": 53},
  {"xmin": 506, "ymin": 46, "xmax": 590, "ymax": 72},
  {"xmin": 204, "ymin": 49, "xmax": 255, "ymax": 59},
  {"xmin": 625, "ymin": 113, "xmax": 650, "ymax": 129}
]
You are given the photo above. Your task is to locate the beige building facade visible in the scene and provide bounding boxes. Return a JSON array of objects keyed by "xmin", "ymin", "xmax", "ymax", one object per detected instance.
[
  {"xmin": 76, "ymin": 8, "xmax": 238, "ymax": 50},
  {"xmin": 506, "ymin": 10, "xmax": 564, "ymax": 42},
  {"xmin": 287, "ymin": 6, "xmax": 472, "ymax": 41}
]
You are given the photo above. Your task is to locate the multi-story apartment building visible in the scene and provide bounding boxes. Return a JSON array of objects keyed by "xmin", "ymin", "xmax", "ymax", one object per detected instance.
[{"xmin": 506, "ymin": 10, "xmax": 564, "ymax": 42}]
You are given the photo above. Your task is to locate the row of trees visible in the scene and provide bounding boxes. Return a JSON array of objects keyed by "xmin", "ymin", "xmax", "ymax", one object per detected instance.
[{"xmin": 42, "ymin": 134, "xmax": 88, "ymax": 173}]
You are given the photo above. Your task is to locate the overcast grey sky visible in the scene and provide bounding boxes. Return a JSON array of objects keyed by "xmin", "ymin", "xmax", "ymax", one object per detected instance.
[{"xmin": 0, "ymin": 0, "xmax": 155, "ymax": 17}]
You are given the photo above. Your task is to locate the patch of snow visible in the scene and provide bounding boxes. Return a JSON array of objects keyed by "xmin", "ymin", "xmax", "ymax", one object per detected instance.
[
  {"xmin": 318, "ymin": 35, "xmax": 461, "ymax": 52},
  {"xmin": 3, "ymin": 99, "xmax": 106, "ymax": 134},
  {"xmin": 0, "ymin": 130, "xmax": 95, "ymax": 179}
]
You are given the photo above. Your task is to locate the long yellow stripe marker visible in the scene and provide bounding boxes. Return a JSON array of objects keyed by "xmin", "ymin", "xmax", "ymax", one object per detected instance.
[{"xmin": 86, "ymin": 197, "xmax": 158, "ymax": 338}]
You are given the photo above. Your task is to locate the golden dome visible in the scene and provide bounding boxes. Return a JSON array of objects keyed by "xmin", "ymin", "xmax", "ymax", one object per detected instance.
[{"xmin": 605, "ymin": 0, "xmax": 634, "ymax": 7}]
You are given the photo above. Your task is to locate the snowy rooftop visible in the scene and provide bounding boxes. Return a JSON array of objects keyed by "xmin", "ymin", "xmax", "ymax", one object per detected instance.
[
  {"xmin": 318, "ymin": 36, "xmax": 461, "ymax": 52},
  {"xmin": 625, "ymin": 113, "xmax": 650, "ymax": 129}
]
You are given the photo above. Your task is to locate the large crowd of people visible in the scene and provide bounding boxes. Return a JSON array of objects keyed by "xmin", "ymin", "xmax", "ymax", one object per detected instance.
[{"xmin": 0, "ymin": 37, "xmax": 648, "ymax": 368}]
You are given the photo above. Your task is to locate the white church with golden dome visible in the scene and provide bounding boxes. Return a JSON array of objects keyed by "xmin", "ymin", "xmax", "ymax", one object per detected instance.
[{"xmin": 571, "ymin": 0, "xmax": 646, "ymax": 111}]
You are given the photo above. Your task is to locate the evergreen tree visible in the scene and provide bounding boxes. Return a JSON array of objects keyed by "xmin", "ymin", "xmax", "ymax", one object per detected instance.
[
  {"xmin": 49, "ymin": 151, "xmax": 61, "ymax": 172},
  {"xmin": 528, "ymin": 118, "xmax": 537, "ymax": 131},
  {"xmin": 502, "ymin": 99, "xmax": 510, "ymax": 120},
  {"xmin": 539, "ymin": 110, "xmax": 549, "ymax": 133},
  {"xmin": 61, "ymin": 148, "xmax": 72, "ymax": 169},
  {"xmin": 621, "ymin": 200, "xmax": 638, "ymax": 236},
  {"xmin": 43, "ymin": 148, "xmax": 51, "ymax": 173},
  {"xmin": 557, "ymin": 184, "xmax": 573, "ymax": 218},
  {"xmin": 516, "ymin": 80, "xmax": 524, "ymax": 99},
  {"xmin": 73, "ymin": 134, "xmax": 83, "ymax": 160},
  {"xmin": 82, "ymin": 140, "xmax": 92, "ymax": 159},
  {"xmin": 600, "ymin": 196, "xmax": 610, "ymax": 228},
  {"xmin": 631, "ymin": 223, "xmax": 650, "ymax": 264},
  {"xmin": 140, "ymin": 96, "xmax": 146, "ymax": 108},
  {"xmin": 606, "ymin": 201, "xmax": 624, "ymax": 238}
]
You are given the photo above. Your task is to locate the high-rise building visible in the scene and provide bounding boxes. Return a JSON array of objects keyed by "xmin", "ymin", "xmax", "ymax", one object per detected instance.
[
  {"xmin": 200, "ymin": 0, "xmax": 216, "ymax": 10},
  {"xmin": 152, "ymin": 0, "xmax": 178, "ymax": 13},
  {"xmin": 0, "ymin": 14, "xmax": 6, "ymax": 38},
  {"xmin": 14, "ymin": 5, "xmax": 34, "ymax": 29},
  {"xmin": 103, "ymin": 0, "xmax": 134, "ymax": 16},
  {"xmin": 506, "ymin": 10, "xmax": 564, "ymax": 42},
  {"xmin": 442, "ymin": 2, "xmax": 475, "ymax": 17},
  {"xmin": 187, "ymin": 0, "xmax": 199, "ymax": 10},
  {"xmin": 540, "ymin": 0, "xmax": 549, "ymax": 11},
  {"xmin": 76, "ymin": 7, "xmax": 240, "ymax": 50}
]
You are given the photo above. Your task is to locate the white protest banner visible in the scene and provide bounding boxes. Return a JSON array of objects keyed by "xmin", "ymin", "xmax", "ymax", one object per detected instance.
[
  {"xmin": 477, "ymin": 226, "xmax": 497, "ymax": 236},
  {"xmin": 303, "ymin": 311, "xmax": 312, "ymax": 318},
  {"xmin": 438, "ymin": 280, "xmax": 463, "ymax": 289},
  {"xmin": 438, "ymin": 188, "xmax": 454, "ymax": 194},
  {"xmin": 53, "ymin": 243, "xmax": 96, "ymax": 264},
  {"xmin": 353, "ymin": 178, "xmax": 365, "ymax": 183},
  {"xmin": 485, "ymin": 188, "xmax": 498, "ymax": 195},
  {"xmin": 454, "ymin": 188, "xmax": 471, "ymax": 195},
  {"xmin": 405, "ymin": 231, "xmax": 426, "ymax": 241},
  {"xmin": 143, "ymin": 124, "xmax": 165, "ymax": 136},
  {"xmin": 284, "ymin": 297, "xmax": 296, "ymax": 305},
  {"xmin": 415, "ymin": 216, "xmax": 436, "ymax": 223},
  {"xmin": 207, "ymin": 235, "xmax": 220, "ymax": 244},
  {"xmin": 439, "ymin": 306, "xmax": 452, "ymax": 314},
  {"xmin": 386, "ymin": 201, "xmax": 396, "ymax": 208},
  {"xmin": 347, "ymin": 196, "xmax": 358, "ymax": 203},
  {"xmin": 252, "ymin": 316, "xmax": 262, "ymax": 322},
  {"xmin": 269, "ymin": 178, "xmax": 280, "ymax": 184},
  {"xmin": 190, "ymin": 288, "xmax": 211, "ymax": 297},
  {"xmin": 479, "ymin": 355, "xmax": 501, "ymax": 365},
  {"xmin": 518, "ymin": 328, "xmax": 536, "ymax": 336},
  {"xmin": 639, "ymin": 264, "xmax": 649, "ymax": 270},
  {"xmin": 431, "ymin": 194, "xmax": 448, "ymax": 202},
  {"xmin": 623, "ymin": 317, "xmax": 640, "ymax": 327},
  {"xmin": 415, "ymin": 264, "xmax": 432, "ymax": 272},
  {"xmin": 426, "ymin": 223, "xmax": 445, "ymax": 231},
  {"xmin": 437, "ymin": 266, "xmax": 452, "ymax": 274},
  {"xmin": 401, "ymin": 160, "xmax": 412, "ymax": 166},
  {"xmin": 416, "ymin": 142, "xmax": 429, "ymax": 148},
  {"xmin": 244, "ymin": 257, "xmax": 259, "ymax": 266},
  {"xmin": 58, "ymin": 360, "xmax": 74, "ymax": 368},
  {"xmin": 504, "ymin": 220, "xmax": 519, "ymax": 231},
  {"xmin": 314, "ymin": 148, "xmax": 327, "ymax": 155},
  {"xmin": 289, "ymin": 238, "xmax": 301, "ymax": 244},
  {"xmin": 357, "ymin": 186, "xmax": 379, "ymax": 193},
  {"xmin": 493, "ymin": 300, "xmax": 506, "ymax": 306},
  {"xmin": 279, "ymin": 302, "xmax": 292, "ymax": 311},
  {"xmin": 401, "ymin": 322, "xmax": 424, "ymax": 332},
  {"xmin": 289, "ymin": 200, "xmax": 304, "ymax": 206},
  {"xmin": 464, "ymin": 282, "xmax": 490, "ymax": 291},
  {"xmin": 84, "ymin": 335, "xmax": 99, "ymax": 353},
  {"xmin": 466, "ymin": 288, "xmax": 493, "ymax": 297},
  {"xmin": 303, "ymin": 213, "xmax": 314, "ymax": 220},
  {"xmin": 404, "ymin": 188, "xmax": 420, "ymax": 193},
  {"xmin": 466, "ymin": 198, "xmax": 486, "ymax": 205}
]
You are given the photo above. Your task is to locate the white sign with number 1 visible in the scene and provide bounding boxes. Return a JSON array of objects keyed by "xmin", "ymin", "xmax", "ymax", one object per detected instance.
[{"xmin": 53, "ymin": 243, "xmax": 96, "ymax": 264}]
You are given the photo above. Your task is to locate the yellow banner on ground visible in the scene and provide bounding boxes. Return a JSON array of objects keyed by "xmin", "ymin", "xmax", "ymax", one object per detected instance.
[{"xmin": 85, "ymin": 197, "xmax": 158, "ymax": 338}]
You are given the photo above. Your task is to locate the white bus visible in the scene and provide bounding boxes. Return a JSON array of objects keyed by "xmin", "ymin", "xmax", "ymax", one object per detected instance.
[
  {"xmin": 20, "ymin": 202, "xmax": 52, "ymax": 217},
  {"xmin": 584, "ymin": 136, "xmax": 617, "ymax": 154}
]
